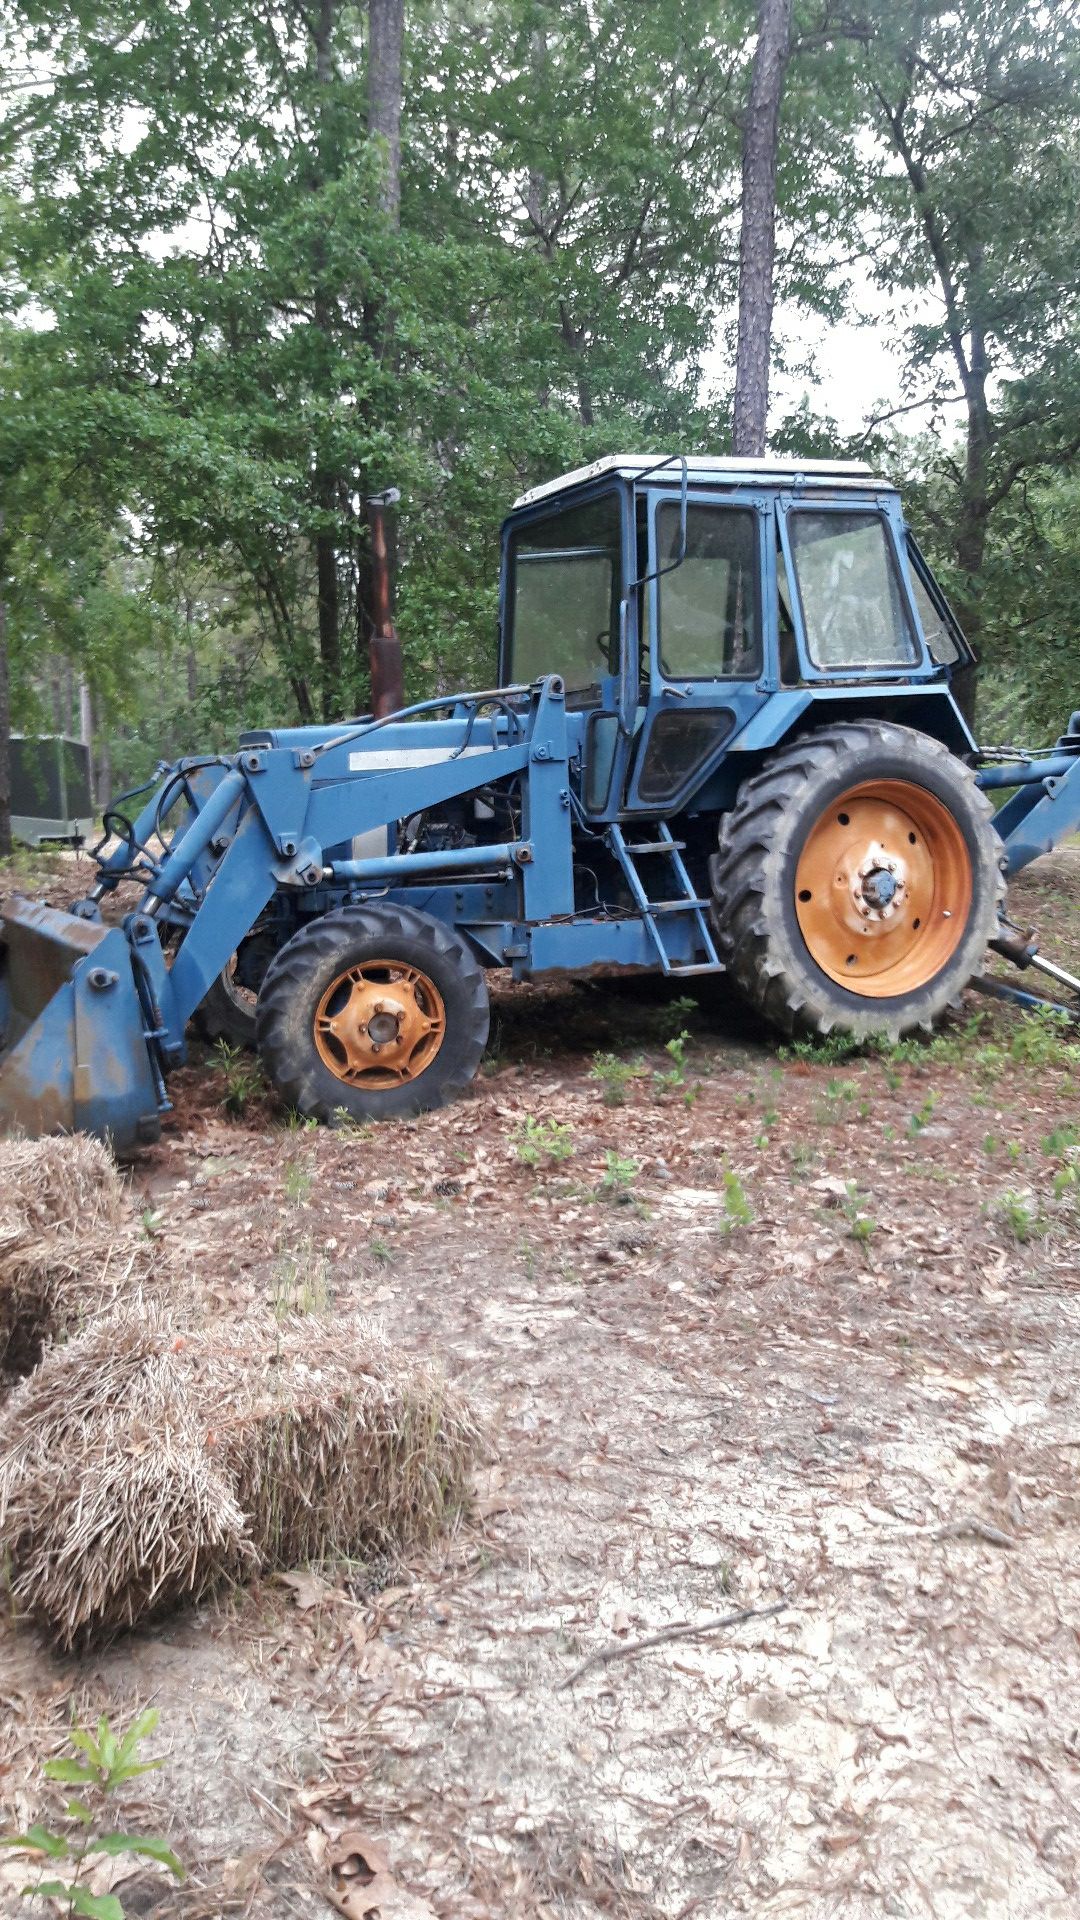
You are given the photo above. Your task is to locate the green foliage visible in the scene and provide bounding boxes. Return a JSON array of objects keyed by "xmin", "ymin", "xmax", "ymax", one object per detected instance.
[
  {"xmin": 214, "ymin": 1039, "xmax": 264, "ymax": 1118},
  {"xmin": 840, "ymin": 1181, "xmax": 876, "ymax": 1245},
  {"xmin": 283, "ymin": 1156, "xmax": 315, "ymax": 1206},
  {"xmin": 719, "ymin": 1167, "xmax": 753, "ymax": 1232},
  {"xmin": 599, "ymin": 1149, "xmax": 638, "ymax": 1195},
  {"xmin": 652, "ymin": 1030, "xmax": 691, "ymax": 1094},
  {"xmin": 513, "ymin": 1115, "xmax": 575, "ymax": 1165},
  {"xmin": 654, "ymin": 995, "xmax": 699, "ymax": 1042},
  {"xmin": 1, "ymin": 1711, "xmax": 183, "ymax": 1919},
  {"xmin": 907, "ymin": 1091, "xmax": 939, "ymax": 1136},
  {"xmin": 996, "ymin": 1190, "xmax": 1037, "ymax": 1243},
  {"xmin": 589, "ymin": 1051, "xmax": 643, "ymax": 1108}
]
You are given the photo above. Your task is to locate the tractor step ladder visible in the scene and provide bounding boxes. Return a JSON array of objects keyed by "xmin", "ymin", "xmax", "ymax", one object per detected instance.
[{"xmin": 607, "ymin": 822, "xmax": 722, "ymax": 976}]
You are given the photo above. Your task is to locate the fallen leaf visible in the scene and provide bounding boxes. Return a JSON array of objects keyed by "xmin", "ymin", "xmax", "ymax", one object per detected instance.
[
  {"xmin": 327, "ymin": 1830, "xmax": 436, "ymax": 1919},
  {"xmin": 276, "ymin": 1569, "xmax": 333, "ymax": 1611}
]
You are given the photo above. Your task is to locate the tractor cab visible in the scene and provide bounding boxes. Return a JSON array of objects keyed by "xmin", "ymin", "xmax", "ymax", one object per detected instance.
[{"xmin": 499, "ymin": 454, "xmax": 975, "ymax": 820}]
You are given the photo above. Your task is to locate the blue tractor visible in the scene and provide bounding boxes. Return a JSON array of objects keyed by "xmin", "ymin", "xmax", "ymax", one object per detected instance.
[{"xmin": 3, "ymin": 453, "xmax": 1079, "ymax": 1155}]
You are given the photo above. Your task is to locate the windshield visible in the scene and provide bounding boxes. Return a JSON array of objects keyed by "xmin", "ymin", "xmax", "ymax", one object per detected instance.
[
  {"xmin": 506, "ymin": 493, "xmax": 621, "ymax": 696},
  {"xmin": 788, "ymin": 510, "xmax": 918, "ymax": 670}
]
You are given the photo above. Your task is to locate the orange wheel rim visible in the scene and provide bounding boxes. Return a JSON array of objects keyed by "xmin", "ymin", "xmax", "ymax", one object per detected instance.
[
  {"xmin": 314, "ymin": 960, "xmax": 446, "ymax": 1089},
  {"xmin": 794, "ymin": 780, "xmax": 972, "ymax": 997}
]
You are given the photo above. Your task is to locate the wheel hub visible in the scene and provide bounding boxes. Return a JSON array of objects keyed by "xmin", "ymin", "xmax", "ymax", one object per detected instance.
[
  {"xmin": 314, "ymin": 962, "xmax": 446, "ymax": 1087},
  {"xmin": 794, "ymin": 779, "xmax": 972, "ymax": 997},
  {"xmin": 850, "ymin": 842, "xmax": 907, "ymax": 919}
]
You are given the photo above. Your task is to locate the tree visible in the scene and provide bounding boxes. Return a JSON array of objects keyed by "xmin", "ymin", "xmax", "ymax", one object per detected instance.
[
  {"xmin": 857, "ymin": 0, "xmax": 1080, "ymax": 639},
  {"xmin": 732, "ymin": 0, "xmax": 793, "ymax": 454},
  {"xmin": 0, "ymin": 509, "xmax": 10, "ymax": 858}
]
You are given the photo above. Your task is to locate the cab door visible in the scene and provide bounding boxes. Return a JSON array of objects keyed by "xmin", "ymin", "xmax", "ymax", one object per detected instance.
[{"xmin": 623, "ymin": 487, "xmax": 771, "ymax": 813}]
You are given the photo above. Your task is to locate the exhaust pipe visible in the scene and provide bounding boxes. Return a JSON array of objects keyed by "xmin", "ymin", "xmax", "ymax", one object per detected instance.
[{"xmin": 366, "ymin": 488, "xmax": 404, "ymax": 719}]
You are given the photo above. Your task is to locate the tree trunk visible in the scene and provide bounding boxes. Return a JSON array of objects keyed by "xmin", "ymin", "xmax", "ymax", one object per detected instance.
[
  {"xmin": 368, "ymin": 0, "xmax": 404, "ymax": 222},
  {"xmin": 0, "ymin": 514, "xmax": 10, "ymax": 859},
  {"xmin": 357, "ymin": 0, "xmax": 405, "ymax": 694},
  {"xmin": 316, "ymin": 514, "xmax": 342, "ymax": 720},
  {"xmin": 732, "ymin": 0, "xmax": 793, "ymax": 457}
]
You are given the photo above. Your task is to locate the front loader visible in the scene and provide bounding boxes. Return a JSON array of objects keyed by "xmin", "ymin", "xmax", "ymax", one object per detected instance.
[{"xmin": 4, "ymin": 452, "xmax": 1080, "ymax": 1155}]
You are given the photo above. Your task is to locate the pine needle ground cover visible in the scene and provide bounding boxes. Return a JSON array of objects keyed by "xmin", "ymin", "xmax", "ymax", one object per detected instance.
[
  {"xmin": 0, "ymin": 1136, "xmax": 153, "ymax": 1378},
  {"xmin": 0, "ymin": 1306, "xmax": 479, "ymax": 1650}
]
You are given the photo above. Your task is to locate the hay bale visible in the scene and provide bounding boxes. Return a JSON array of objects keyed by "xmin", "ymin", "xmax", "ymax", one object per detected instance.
[
  {"xmin": 0, "ymin": 1136, "xmax": 147, "ymax": 1377},
  {"xmin": 0, "ymin": 1307, "xmax": 479, "ymax": 1649},
  {"xmin": 0, "ymin": 1136, "xmax": 125, "ymax": 1240}
]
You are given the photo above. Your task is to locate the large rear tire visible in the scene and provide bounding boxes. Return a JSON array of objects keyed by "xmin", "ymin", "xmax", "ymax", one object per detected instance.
[
  {"xmin": 709, "ymin": 722, "xmax": 1004, "ymax": 1041},
  {"xmin": 255, "ymin": 902, "xmax": 489, "ymax": 1123}
]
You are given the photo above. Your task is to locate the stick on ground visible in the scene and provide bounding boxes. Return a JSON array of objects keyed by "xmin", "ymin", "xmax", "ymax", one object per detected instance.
[{"xmin": 555, "ymin": 1597, "xmax": 791, "ymax": 1691}]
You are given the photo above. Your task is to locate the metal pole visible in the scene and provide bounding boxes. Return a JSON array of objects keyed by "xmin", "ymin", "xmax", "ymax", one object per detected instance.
[{"xmin": 366, "ymin": 488, "xmax": 404, "ymax": 719}]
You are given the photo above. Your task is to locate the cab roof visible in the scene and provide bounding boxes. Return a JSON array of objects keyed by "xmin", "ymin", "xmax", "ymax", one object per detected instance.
[{"xmin": 513, "ymin": 452, "xmax": 884, "ymax": 510}]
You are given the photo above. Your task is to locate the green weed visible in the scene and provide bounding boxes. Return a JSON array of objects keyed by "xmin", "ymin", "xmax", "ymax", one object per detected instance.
[
  {"xmin": 997, "ymin": 1190, "xmax": 1037, "ymax": 1243},
  {"xmin": 1042, "ymin": 1123, "xmax": 1080, "ymax": 1157},
  {"xmin": 1, "ymin": 1709, "xmax": 183, "ymax": 1919},
  {"xmin": 1008, "ymin": 1007, "xmax": 1080, "ymax": 1070},
  {"xmin": 840, "ymin": 1181, "xmax": 876, "ymax": 1245},
  {"xmin": 907, "ymin": 1091, "xmax": 939, "ymax": 1136},
  {"xmin": 718, "ymin": 1167, "xmax": 753, "ymax": 1232},
  {"xmin": 513, "ymin": 1115, "xmax": 575, "ymax": 1166},
  {"xmin": 272, "ymin": 1235, "xmax": 330, "ymax": 1317},
  {"xmin": 654, "ymin": 995, "xmax": 699, "ymax": 1042},
  {"xmin": 653, "ymin": 1030, "xmax": 691, "ymax": 1094},
  {"xmin": 589, "ymin": 1051, "xmax": 644, "ymax": 1107},
  {"xmin": 214, "ymin": 1039, "xmax": 264, "ymax": 1118},
  {"xmin": 283, "ymin": 1157, "xmax": 314, "ymax": 1206},
  {"xmin": 599, "ymin": 1149, "xmax": 639, "ymax": 1195}
]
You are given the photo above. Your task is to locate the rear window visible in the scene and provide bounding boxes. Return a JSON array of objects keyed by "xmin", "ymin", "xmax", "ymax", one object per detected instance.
[{"xmin": 788, "ymin": 511, "xmax": 918, "ymax": 670}]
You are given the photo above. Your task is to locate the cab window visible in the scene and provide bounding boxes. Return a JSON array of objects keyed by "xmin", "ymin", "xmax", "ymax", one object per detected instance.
[
  {"xmin": 788, "ymin": 510, "xmax": 918, "ymax": 669},
  {"xmin": 506, "ymin": 493, "xmax": 621, "ymax": 698},
  {"xmin": 657, "ymin": 503, "xmax": 760, "ymax": 679}
]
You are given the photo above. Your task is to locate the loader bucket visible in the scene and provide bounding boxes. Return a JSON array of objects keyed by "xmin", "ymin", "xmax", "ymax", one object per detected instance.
[{"xmin": 0, "ymin": 897, "xmax": 163, "ymax": 1154}]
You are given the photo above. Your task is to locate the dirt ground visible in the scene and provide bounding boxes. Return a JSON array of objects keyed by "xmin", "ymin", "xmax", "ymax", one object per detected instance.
[{"xmin": 3, "ymin": 849, "xmax": 1080, "ymax": 1919}]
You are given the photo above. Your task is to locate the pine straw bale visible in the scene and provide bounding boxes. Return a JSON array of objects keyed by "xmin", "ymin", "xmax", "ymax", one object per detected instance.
[
  {"xmin": 0, "ymin": 1307, "xmax": 479, "ymax": 1650},
  {"xmin": 0, "ymin": 1135, "xmax": 151, "ymax": 1377}
]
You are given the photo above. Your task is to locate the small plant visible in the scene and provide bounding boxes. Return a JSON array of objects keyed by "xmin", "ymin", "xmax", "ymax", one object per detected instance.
[
  {"xmin": 718, "ymin": 1167, "xmax": 753, "ymax": 1232},
  {"xmin": 654, "ymin": 994, "xmax": 698, "ymax": 1042},
  {"xmin": 599, "ymin": 1149, "xmax": 639, "ymax": 1195},
  {"xmin": 368, "ymin": 1236, "xmax": 392, "ymax": 1265},
  {"xmin": 139, "ymin": 1208, "xmax": 164, "ymax": 1240},
  {"xmin": 1, "ymin": 1709, "xmax": 183, "ymax": 1918},
  {"xmin": 983, "ymin": 1132, "xmax": 999, "ymax": 1156},
  {"xmin": 652, "ymin": 1030, "xmax": 691, "ymax": 1094},
  {"xmin": 1009, "ymin": 1007, "xmax": 1080, "ymax": 1070},
  {"xmin": 1054, "ymin": 1164, "xmax": 1080, "ymax": 1201},
  {"xmin": 840, "ymin": 1181, "xmax": 876, "ymax": 1246},
  {"xmin": 783, "ymin": 1030, "xmax": 866, "ymax": 1066},
  {"xmin": 997, "ymin": 1190, "xmax": 1036, "ymax": 1243},
  {"xmin": 813, "ymin": 1076, "xmax": 859, "ymax": 1126},
  {"xmin": 1042, "ymin": 1123, "xmax": 1080, "ymax": 1157},
  {"xmin": 271, "ymin": 1236, "xmax": 330, "ymax": 1317},
  {"xmin": 513, "ymin": 1115, "xmax": 575, "ymax": 1165},
  {"xmin": 907, "ymin": 1090, "xmax": 939, "ymax": 1136},
  {"xmin": 589, "ymin": 1051, "xmax": 643, "ymax": 1107},
  {"xmin": 283, "ymin": 1157, "xmax": 314, "ymax": 1205},
  {"xmin": 214, "ymin": 1039, "xmax": 264, "ymax": 1118}
]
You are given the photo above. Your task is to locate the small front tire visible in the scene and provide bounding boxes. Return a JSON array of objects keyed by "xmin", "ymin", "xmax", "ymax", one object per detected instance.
[{"xmin": 255, "ymin": 902, "xmax": 490, "ymax": 1123}]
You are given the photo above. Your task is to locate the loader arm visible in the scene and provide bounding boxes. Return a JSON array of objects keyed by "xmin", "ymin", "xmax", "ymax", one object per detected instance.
[{"xmin": 0, "ymin": 679, "xmax": 569, "ymax": 1153}]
